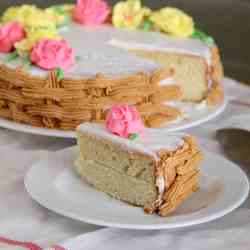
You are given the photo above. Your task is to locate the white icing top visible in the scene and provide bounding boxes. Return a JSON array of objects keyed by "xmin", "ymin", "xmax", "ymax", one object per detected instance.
[
  {"xmin": 78, "ymin": 123, "xmax": 187, "ymax": 161},
  {"xmin": 109, "ymin": 37, "xmax": 211, "ymax": 65},
  {"xmin": 0, "ymin": 23, "xmax": 212, "ymax": 79}
]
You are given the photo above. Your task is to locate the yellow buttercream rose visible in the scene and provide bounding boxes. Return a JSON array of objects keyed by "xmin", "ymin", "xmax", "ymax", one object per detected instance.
[
  {"xmin": 150, "ymin": 7, "xmax": 194, "ymax": 37},
  {"xmin": 2, "ymin": 5, "xmax": 56, "ymax": 33},
  {"xmin": 45, "ymin": 9, "xmax": 68, "ymax": 28},
  {"xmin": 15, "ymin": 29, "xmax": 61, "ymax": 55},
  {"xmin": 45, "ymin": 4, "xmax": 74, "ymax": 28},
  {"xmin": 112, "ymin": 0, "xmax": 151, "ymax": 29}
]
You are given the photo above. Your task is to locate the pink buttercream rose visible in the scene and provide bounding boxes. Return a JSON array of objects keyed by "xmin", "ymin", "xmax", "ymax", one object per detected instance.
[
  {"xmin": 0, "ymin": 22, "xmax": 25, "ymax": 53},
  {"xmin": 30, "ymin": 39, "xmax": 75, "ymax": 71},
  {"xmin": 73, "ymin": 0, "xmax": 111, "ymax": 26},
  {"xmin": 106, "ymin": 105, "xmax": 144, "ymax": 138}
]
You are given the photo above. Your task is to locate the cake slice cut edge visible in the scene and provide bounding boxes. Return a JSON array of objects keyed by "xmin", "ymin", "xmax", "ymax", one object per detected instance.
[
  {"xmin": 75, "ymin": 123, "xmax": 203, "ymax": 216},
  {"xmin": 130, "ymin": 46, "xmax": 224, "ymax": 105}
]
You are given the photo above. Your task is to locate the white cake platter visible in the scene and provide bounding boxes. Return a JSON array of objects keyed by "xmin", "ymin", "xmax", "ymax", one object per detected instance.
[
  {"xmin": 25, "ymin": 146, "xmax": 249, "ymax": 230},
  {"xmin": 0, "ymin": 95, "xmax": 227, "ymax": 138}
]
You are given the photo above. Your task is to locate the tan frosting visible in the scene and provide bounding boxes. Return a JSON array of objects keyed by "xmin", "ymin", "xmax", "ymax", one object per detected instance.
[{"xmin": 0, "ymin": 65, "xmax": 182, "ymax": 129}]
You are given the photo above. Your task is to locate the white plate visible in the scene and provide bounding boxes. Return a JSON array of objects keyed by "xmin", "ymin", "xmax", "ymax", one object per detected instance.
[
  {"xmin": 25, "ymin": 147, "xmax": 249, "ymax": 230},
  {"xmin": 0, "ymin": 98, "xmax": 227, "ymax": 138}
]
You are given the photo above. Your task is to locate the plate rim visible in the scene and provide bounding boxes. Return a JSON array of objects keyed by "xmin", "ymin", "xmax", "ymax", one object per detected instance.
[
  {"xmin": 24, "ymin": 147, "xmax": 249, "ymax": 230},
  {"xmin": 0, "ymin": 97, "xmax": 228, "ymax": 139}
]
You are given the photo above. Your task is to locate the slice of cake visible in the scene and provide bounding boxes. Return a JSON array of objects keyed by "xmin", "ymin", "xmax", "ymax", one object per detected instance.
[{"xmin": 75, "ymin": 105, "xmax": 203, "ymax": 216}]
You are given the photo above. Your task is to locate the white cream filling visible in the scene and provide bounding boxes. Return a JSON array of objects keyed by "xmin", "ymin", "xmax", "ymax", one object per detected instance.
[
  {"xmin": 159, "ymin": 77, "xmax": 175, "ymax": 86},
  {"xmin": 156, "ymin": 175, "xmax": 166, "ymax": 198},
  {"xmin": 194, "ymin": 100, "xmax": 207, "ymax": 111}
]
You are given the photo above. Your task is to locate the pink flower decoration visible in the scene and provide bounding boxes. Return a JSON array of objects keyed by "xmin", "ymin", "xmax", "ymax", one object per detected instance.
[
  {"xmin": 0, "ymin": 22, "xmax": 25, "ymax": 53},
  {"xmin": 30, "ymin": 39, "xmax": 75, "ymax": 71},
  {"xmin": 73, "ymin": 0, "xmax": 111, "ymax": 26},
  {"xmin": 106, "ymin": 105, "xmax": 144, "ymax": 138}
]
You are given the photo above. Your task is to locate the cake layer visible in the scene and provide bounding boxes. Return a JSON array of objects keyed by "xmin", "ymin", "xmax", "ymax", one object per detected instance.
[
  {"xmin": 76, "ymin": 156, "xmax": 157, "ymax": 207},
  {"xmin": 77, "ymin": 132, "xmax": 156, "ymax": 182},
  {"xmin": 76, "ymin": 123, "xmax": 203, "ymax": 216},
  {"xmin": 130, "ymin": 51, "xmax": 209, "ymax": 101}
]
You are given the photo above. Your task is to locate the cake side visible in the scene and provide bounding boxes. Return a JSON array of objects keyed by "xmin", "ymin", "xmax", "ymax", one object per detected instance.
[
  {"xmin": 207, "ymin": 46, "xmax": 224, "ymax": 105},
  {"xmin": 0, "ymin": 65, "xmax": 181, "ymax": 129},
  {"xmin": 144, "ymin": 136, "xmax": 202, "ymax": 215},
  {"xmin": 211, "ymin": 46, "xmax": 224, "ymax": 84}
]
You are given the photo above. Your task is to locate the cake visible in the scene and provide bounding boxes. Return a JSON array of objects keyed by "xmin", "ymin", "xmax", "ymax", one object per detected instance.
[
  {"xmin": 75, "ymin": 105, "xmax": 203, "ymax": 216},
  {"xmin": 0, "ymin": 1, "xmax": 224, "ymax": 130}
]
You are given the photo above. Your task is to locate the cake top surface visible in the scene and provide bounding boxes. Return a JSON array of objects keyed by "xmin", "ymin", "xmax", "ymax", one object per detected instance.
[
  {"xmin": 0, "ymin": 23, "xmax": 212, "ymax": 79},
  {"xmin": 0, "ymin": 23, "xmax": 161, "ymax": 78},
  {"xmin": 78, "ymin": 122, "xmax": 186, "ymax": 160},
  {"xmin": 0, "ymin": 1, "xmax": 215, "ymax": 80}
]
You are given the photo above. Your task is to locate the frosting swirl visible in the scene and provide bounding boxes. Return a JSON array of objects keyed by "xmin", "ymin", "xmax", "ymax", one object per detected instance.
[
  {"xmin": 150, "ymin": 7, "xmax": 194, "ymax": 38},
  {"xmin": 30, "ymin": 39, "xmax": 75, "ymax": 70},
  {"xmin": 112, "ymin": 0, "xmax": 151, "ymax": 29},
  {"xmin": 0, "ymin": 22, "xmax": 25, "ymax": 53},
  {"xmin": 106, "ymin": 105, "xmax": 144, "ymax": 138},
  {"xmin": 73, "ymin": 0, "xmax": 111, "ymax": 26}
]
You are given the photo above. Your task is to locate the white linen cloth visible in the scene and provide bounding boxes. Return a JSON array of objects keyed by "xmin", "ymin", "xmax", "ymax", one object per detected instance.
[
  {"xmin": 60, "ymin": 208, "xmax": 250, "ymax": 250},
  {"xmin": 0, "ymin": 133, "xmax": 101, "ymax": 248},
  {"xmin": 0, "ymin": 78, "xmax": 249, "ymax": 249}
]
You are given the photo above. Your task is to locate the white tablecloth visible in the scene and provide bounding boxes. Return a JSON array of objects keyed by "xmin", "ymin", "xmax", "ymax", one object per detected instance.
[
  {"xmin": 60, "ymin": 209, "xmax": 250, "ymax": 250},
  {"xmin": 0, "ymin": 78, "xmax": 250, "ymax": 249}
]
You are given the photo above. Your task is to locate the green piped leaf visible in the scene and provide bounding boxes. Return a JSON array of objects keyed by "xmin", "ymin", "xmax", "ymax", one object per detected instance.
[
  {"xmin": 143, "ymin": 20, "xmax": 154, "ymax": 31},
  {"xmin": 75, "ymin": 55, "xmax": 81, "ymax": 62},
  {"xmin": 4, "ymin": 51, "xmax": 19, "ymax": 63},
  {"xmin": 204, "ymin": 36, "xmax": 215, "ymax": 46},
  {"xmin": 192, "ymin": 28, "xmax": 206, "ymax": 39},
  {"xmin": 128, "ymin": 133, "xmax": 139, "ymax": 141},
  {"xmin": 50, "ymin": 5, "xmax": 72, "ymax": 29},
  {"xmin": 57, "ymin": 14, "xmax": 71, "ymax": 29},
  {"xmin": 55, "ymin": 68, "xmax": 64, "ymax": 81},
  {"xmin": 192, "ymin": 28, "xmax": 215, "ymax": 46},
  {"xmin": 22, "ymin": 55, "xmax": 32, "ymax": 70},
  {"xmin": 51, "ymin": 5, "xmax": 66, "ymax": 15}
]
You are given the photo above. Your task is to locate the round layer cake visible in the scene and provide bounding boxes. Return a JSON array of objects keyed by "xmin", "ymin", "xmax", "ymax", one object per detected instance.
[{"xmin": 0, "ymin": 2, "xmax": 224, "ymax": 130}]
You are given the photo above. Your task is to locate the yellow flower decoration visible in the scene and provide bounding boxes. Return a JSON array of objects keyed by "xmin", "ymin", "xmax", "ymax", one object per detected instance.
[
  {"xmin": 150, "ymin": 7, "xmax": 194, "ymax": 37},
  {"xmin": 112, "ymin": 0, "xmax": 151, "ymax": 29},
  {"xmin": 2, "ymin": 5, "xmax": 56, "ymax": 33},
  {"xmin": 2, "ymin": 4, "xmax": 63, "ymax": 55},
  {"xmin": 45, "ymin": 4, "xmax": 74, "ymax": 28},
  {"xmin": 15, "ymin": 29, "xmax": 61, "ymax": 55}
]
